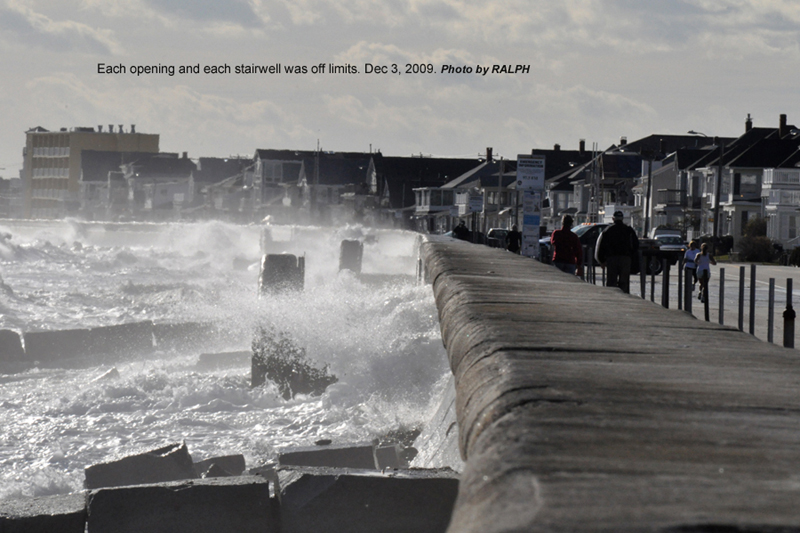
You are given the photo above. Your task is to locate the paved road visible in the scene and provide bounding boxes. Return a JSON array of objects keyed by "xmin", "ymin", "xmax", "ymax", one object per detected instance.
[{"xmin": 590, "ymin": 261, "xmax": 800, "ymax": 348}]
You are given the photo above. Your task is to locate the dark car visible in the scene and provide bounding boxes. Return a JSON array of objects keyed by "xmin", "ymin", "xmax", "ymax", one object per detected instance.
[{"xmin": 539, "ymin": 223, "xmax": 609, "ymax": 263}]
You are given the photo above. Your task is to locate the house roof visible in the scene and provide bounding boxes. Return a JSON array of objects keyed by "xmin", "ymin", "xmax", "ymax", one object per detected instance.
[
  {"xmin": 725, "ymin": 138, "xmax": 800, "ymax": 169},
  {"xmin": 194, "ymin": 157, "xmax": 252, "ymax": 184},
  {"xmin": 441, "ymin": 159, "xmax": 518, "ymax": 189},
  {"xmin": 372, "ymin": 155, "xmax": 481, "ymax": 209},
  {"xmin": 80, "ymin": 150, "xmax": 161, "ymax": 182},
  {"xmin": 123, "ymin": 153, "xmax": 197, "ymax": 179}
]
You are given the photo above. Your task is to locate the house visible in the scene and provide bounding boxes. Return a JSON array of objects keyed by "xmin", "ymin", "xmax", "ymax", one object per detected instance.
[
  {"xmin": 0, "ymin": 177, "xmax": 22, "ymax": 218},
  {"xmin": 78, "ymin": 150, "xmax": 157, "ymax": 220},
  {"xmin": 249, "ymin": 149, "xmax": 374, "ymax": 223},
  {"xmin": 376, "ymin": 154, "xmax": 479, "ymax": 229},
  {"xmin": 692, "ymin": 114, "xmax": 800, "ymax": 245},
  {"xmin": 121, "ymin": 152, "xmax": 196, "ymax": 219}
]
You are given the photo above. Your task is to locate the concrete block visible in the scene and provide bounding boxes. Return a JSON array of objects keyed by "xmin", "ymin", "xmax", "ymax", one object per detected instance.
[
  {"xmin": 374, "ymin": 445, "xmax": 401, "ymax": 470},
  {"xmin": 86, "ymin": 475, "xmax": 276, "ymax": 533},
  {"xmin": 84, "ymin": 442, "xmax": 197, "ymax": 489},
  {"xmin": 153, "ymin": 322, "xmax": 216, "ymax": 353},
  {"xmin": 339, "ymin": 239, "xmax": 363, "ymax": 273},
  {"xmin": 0, "ymin": 492, "xmax": 86, "ymax": 533},
  {"xmin": 278, "ymin": 442, "xmax": 377, "ymax": 470},
  {"xmin": 278, "ymin": 466, "xmax": 459, "ymax": 533},
  {"xmin": 23, "ymin": 328, "xmax": 92, "ymax": 363},
  {"xmin": 0, "ymin": 329, "xmax": 24, "ymax": 360},
  {"xmin": 194, "ymin": 454, "xmax": 246, "ymax": 477},
  {"xmin": 87, "ymin": 321, "xmax": 154, "ymax": 357},
  {"xmin": 259, "ymin": 254, "xmax": 304, "ymax": 294}
]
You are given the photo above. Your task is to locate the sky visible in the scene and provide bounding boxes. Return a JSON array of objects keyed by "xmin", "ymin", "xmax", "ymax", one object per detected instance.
[{"xmin": 1, "ymin": 0, "xmax": 799, "ymax": 177}]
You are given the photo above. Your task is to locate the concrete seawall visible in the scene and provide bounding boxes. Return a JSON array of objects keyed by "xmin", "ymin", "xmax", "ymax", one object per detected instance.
[{"xmin": 420, "ymin": 237, "xmax": 800, "ymax": 532}]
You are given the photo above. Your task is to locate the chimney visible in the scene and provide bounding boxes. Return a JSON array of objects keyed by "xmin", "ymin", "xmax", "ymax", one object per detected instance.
[
  {"xmin": 97, "ymin": 125, "xmax": 103, "ymax": 133},
  {"xmin": 182, "ymin": 151, "xmax": 188, "ymax": 159},
  {"xmin": 486, "ymin": 147, "xmax": 493, "ymax": 162},
  {"xmin": 620, "ymin": 136, "xmax": 627, "ymax": 146},
  {"xmin": 579, "ymin": 139, "xmax": 585, "ymax": 156},
  {"xmin": 108, "ymin": 124, "xmax": 114, "ymax": 133},
  {"xmin": 745, "ymin": 113, "xmax": 752, "ymax": 132},
  {"xmin": 131, "ymin": 124, "xmax": 136, "ymax": 134},
  {"xmin": 119, "ymin": 124, "xmax": 124, "ymax": 134},
  {"xmin": 780, "ymin": 114, "xmax": 788, "ymax": 137},
  {"xmin": 553, "ymin": 143, "xmax": 561, "ymax": 152}
]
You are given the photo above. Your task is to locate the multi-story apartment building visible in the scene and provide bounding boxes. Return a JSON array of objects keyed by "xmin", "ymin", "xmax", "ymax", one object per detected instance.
[{"xmin": 21, "ymin": 125, "xmax": 159, "ymax": 219}]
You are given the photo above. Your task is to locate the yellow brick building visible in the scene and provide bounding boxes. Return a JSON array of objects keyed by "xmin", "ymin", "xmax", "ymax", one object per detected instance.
[{"xmin": 22, "ymin": 125, "xmax": 159, "ymax": 218}]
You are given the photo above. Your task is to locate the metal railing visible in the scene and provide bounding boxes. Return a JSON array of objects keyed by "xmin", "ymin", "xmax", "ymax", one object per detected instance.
[{"xmin": 577, "ymin": 246, "xmax": 797, "ymax": 349}]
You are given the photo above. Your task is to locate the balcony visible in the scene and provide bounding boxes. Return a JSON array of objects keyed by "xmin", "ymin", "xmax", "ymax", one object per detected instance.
[
  {"xmin": 655, "ymin": 189, "xmax": 685, "ymax": 207},
  {"xmin": 768, "ymin": 189, "xmax": 800, "ymax": 207}
]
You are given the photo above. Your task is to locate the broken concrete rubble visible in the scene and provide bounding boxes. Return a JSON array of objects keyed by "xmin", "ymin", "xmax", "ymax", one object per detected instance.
[
  {"xmin": 87, "ymin": 475, "xmax": 276, "ymax": 533},
  {"xmin": 0, "ymin": 492, "xmax": 86, "ymax": 533},
  {"xmin": 84, "ymin": 442, "xmax": 197, "ymax": 489},
  {"xmin": 277, "ymin": 466, "xmax": 459, "ymax": 533},
  {"xmin": 278, "ymin": 442, "xmax": 377, "ymax": 470}
]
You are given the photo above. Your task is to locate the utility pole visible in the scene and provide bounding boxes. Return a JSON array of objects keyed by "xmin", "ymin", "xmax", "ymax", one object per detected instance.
[
  {"xmin": 642, "ymin": 149, "xmax": 654, "ymax": 237},
  {"xmin": 712, "ymin": 137, "xmax": 725, "ymax": 254}
]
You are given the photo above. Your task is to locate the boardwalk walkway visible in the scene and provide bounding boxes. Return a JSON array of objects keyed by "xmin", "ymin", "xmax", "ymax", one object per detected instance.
[{"xmin": 421, "ymin": 237, "xmax": 800, "ymax": 533}]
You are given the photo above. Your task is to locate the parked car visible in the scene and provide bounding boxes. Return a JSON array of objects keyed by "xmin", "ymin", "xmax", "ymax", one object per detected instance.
[
  {"xmin": 486, "ymin": 228, "xmax": 509, "ymax": 248},
  {"xmin": 539, "ymin": 223, "xmax": 609, "ymax": 263}
]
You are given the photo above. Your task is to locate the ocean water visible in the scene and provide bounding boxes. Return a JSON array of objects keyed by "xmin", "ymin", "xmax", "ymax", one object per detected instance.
[{"xmin": 0, "ymin": 220, "xmax": 449, "ymax": 499}]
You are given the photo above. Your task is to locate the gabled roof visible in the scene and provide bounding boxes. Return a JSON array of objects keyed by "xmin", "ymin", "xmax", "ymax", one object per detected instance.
[
  {"xmin": 373, "ymin": 155, "xmax": 481, "ymax": 209},
  {"xmin": 441, "ymin": 159, "xmax": 517, "ymax": 189},
  {"xmin": 80, "ymin": 150, "xmax": 158, "ymax": 182},
  {"xmin": 725, "ymin": 138, "xmax": 800, "ymax": 169},
  {"xmin": 609, "ymin": 134, "xmax": 727, "ymax": 155},
  {"xmin": 194, "ymin": 157, "xmax": 251, "ymax": 184},
  {"xmin": 311, "ymin": 156, "xmax": 371, "ymax": 186},
  {"xmin": 123, "ymin": 153, "xmax": 196, "ymax": 179}
]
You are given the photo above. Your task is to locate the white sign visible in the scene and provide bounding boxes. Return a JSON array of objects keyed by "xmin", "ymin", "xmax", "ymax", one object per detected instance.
[
  {"xmin": 468, "ymin": 195, "xmax": 484, "ymax": 213},
  {"xmin": 521, "ymin": 190, "xmax": 542, "ymax": 259},
  {"xmin": 516, "ymin": 156, "xmax": 546, "ymax": 191}
]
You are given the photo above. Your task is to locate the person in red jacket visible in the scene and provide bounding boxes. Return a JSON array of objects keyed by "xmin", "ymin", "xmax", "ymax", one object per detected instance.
[{"xmin": 550, "ymin": 214, "xmax": 583, "ymax": 275}]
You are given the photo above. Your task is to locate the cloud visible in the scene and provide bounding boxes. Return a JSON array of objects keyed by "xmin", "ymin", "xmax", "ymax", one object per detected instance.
[
  {"xmin": 22, "ymin": 73, "xmax": 316, "ymax": 155},
  {"xmin": 0, "ymin": 0, "xmax": 122, "ymax": 54},
  {"xmin": 141, "ymin": 0, "xmax": 264, "ymax": 27}
]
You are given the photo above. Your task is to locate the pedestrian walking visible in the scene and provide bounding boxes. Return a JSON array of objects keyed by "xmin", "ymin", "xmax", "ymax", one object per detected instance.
[
  {"xmin": 550, "ymin": 215, "xmax": 582, "ymax": 275},
  {"xmin": 506, "ymin": 225, "xmax": 522, "ymax": 254},
  {"xmin": 695, "ymin": 242, "xmax": 716, "ymax": 303},
  {"xmin": 683, "ymin": 240, "xmax": 699, "ymax": 289},
  {"xmin": 452, "ymin": 220, "xmax": 470, "ymax": 241},
  {"xmin": 595, "ymin": 211, "xmax": 639, "ymax": 294}
]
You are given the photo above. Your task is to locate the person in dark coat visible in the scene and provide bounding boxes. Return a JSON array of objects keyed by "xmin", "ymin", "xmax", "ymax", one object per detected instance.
[
  {"xmin": 506, "ymin": 225, "xmax": 522, "ymax": 254},
  {"xmin": 452, "ymin": 220, "xmax": 470, "ymax": 241},
  {"xmin": 595, "ymin": 211, "xmax": 639, "ymax": 293}
]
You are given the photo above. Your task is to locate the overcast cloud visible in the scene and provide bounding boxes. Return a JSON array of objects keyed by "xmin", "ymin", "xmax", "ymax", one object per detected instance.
[{"xmin": 1, "ymin": 0, "xmax": 799, "ymax": 174}]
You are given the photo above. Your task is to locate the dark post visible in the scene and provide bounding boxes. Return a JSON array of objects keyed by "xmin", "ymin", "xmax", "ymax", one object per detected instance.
[
  {"xmin": 738, "ymin": 266, "xmax": 745, "ymax": 332},
  {"xmin": 661, "ymin": 258, "xmax": 669, "ymax": 308},
  {"xmin": 704, "ymin": 279, "xmax": 710, "ymax": 322},
  {"xmin": 718, "ymin": 267, "xmax": 725, "ymax": 325},
  {"xmin": 639, "ymin": 250, "xmax": 646, "ymax": 298},
  {"xmin": 768, "ymin": 278, "xmax": 775, "ymax": 343},
  {"xmin": 684, "ymin": 267, "xmax": 692, "ymax": 314},
  {"xmin": 784, "ymin": 278, "xmax": 795, "ymax": 349},
  {"xmin": 749, "ymin": 264, "xmax": 756, "ymax": 335},
  {"xmin": 650, "ymin": 265, "xmax": 656, "ymax": 303},
  {"xmin": 678, "ymin": 257, "xmax": 683, "ymax": 311}
]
